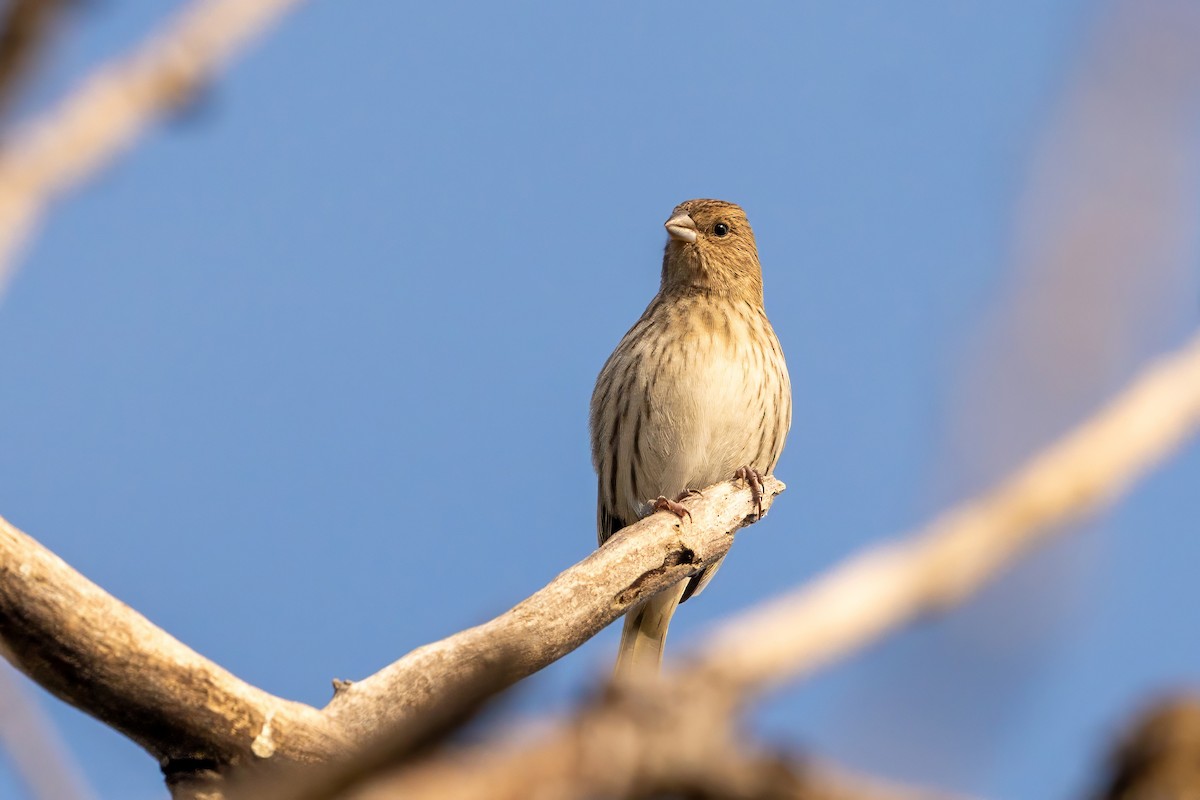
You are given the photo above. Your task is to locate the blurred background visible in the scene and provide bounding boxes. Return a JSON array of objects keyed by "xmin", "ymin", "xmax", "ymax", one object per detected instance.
[{"xmin": 0, "ymin": 1, "xmax": 1198, "ymax": 797}]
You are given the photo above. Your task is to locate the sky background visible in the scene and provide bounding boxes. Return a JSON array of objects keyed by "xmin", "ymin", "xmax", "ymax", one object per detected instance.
[{"xmin": 1, "ymin": 1, "xmax": 1199, "ymax": 798}]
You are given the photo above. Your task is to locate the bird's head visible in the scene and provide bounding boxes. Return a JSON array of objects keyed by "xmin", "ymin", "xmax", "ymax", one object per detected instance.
[{"xmin": 660, "ymin": 199, "xmax": 763, "ymax": 304}]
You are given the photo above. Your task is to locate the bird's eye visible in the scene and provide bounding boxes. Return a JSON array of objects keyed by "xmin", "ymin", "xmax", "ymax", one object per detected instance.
[{"xmin": 713, "ymin": 222, "xmax": 729, "ymax": 237}]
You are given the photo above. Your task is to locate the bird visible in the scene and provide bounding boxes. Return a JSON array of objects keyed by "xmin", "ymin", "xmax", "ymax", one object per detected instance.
[{"xmin": 589, "ymin": 198, "xmax": 792, "ymax": 676}]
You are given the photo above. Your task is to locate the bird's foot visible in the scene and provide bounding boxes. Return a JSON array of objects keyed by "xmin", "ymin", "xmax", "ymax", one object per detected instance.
[
  {"xmin": 652, "ymin": 495, "xmax": 692, "ymax": 522},
  {"xmin": 735, "ymin": 466, "xmax": 765, "ymax": 519}
]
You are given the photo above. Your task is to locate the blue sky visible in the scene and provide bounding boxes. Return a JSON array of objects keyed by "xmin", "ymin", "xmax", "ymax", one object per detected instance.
[{"xmin": 2, "ymin": 2, "xmax": 1199, "ymax": 798}]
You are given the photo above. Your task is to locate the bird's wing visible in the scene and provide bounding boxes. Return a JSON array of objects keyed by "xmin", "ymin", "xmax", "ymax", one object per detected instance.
[{"xmin": 597, "ymin": 486, "xmax": 624, "ymax": 547}]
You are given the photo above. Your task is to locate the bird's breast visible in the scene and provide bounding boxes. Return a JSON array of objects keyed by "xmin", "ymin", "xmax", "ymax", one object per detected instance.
[{"xmin": 620, "ymin": 299, "xmax": 789, "ymax": 511}]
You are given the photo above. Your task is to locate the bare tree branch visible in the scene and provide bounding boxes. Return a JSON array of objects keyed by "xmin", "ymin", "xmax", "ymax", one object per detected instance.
[
  {"xmin": 0, "ymin": 0, "xmax": 308, "ymax": 296},
  {"xmin": 330, "ymin": 328, "xmax": 1200, "ymax": 799},
  {"xmin": 321, "ymin": 477, "xmax": 782, "ymax": 739},
  {"xmin": 0, "ymin": 514, "xmax": 348, "ymax": 773},
  {"xmin": 0, "ymin": 476, "xmax": 781, "ymax": 795}
]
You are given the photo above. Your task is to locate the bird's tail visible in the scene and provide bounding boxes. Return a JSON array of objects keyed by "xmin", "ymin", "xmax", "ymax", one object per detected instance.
[{"xmin": 614, "ymin": 581, "xmax": 688, "ymax": 677}]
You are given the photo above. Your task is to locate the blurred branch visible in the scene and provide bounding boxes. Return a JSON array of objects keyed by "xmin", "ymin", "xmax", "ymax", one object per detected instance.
[
  {"xmin": 0, "ymin": 659, "xmax": 94, "ymax": 800},
  {"xmin": 0, "ymin": 0, "xmax": 308, "ymax": 296},
  {"xmin": 330, "ymin": 676, "xmax": 975, "ymax": 800},
  {"xmin": 690, "ymin": 329, "xmax": 1200, "ymax": 697},
  {"xmin": 1092, "ymin": 693, "xmax": 1200, "ymax": 799},
  {"xmin": 854, "ymin": 0, "xmax": 1200, "ymax": 778},
  {"xmin": 323, "ymin": 329, "xmax": 1200, "ymax": 798},
  {"xmin": 947, "ymin": 0, "xmax": 1200, "ymax": 494},
  {"xmin": 0, "ymin": 0, "xmax": 65, "ymax": 121}
]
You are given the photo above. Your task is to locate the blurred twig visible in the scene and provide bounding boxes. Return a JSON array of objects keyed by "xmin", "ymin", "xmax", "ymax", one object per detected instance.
[
  {"xmin": 1091, "ymin": 694, "xmax": 1200, "ymax": 800},
  {"xmin": 0, "ymin": 0, "xmax": 65, "ymax": 121},
  {"xmin": 947, "ymin": 0, "xmax": 1200, "ymax": 495},
  {"xmin": 336, "ymin": 677, "xmax": 974, "ymax": 800},
  {"xmin": 693, "ymin": 329, "xmax": 1200, "ymax": 695},
  {"xmin": 0, "ymin": 660, "xmax": 94, "ymax": 800},
  {"xmin": 842, "ymin": 0, "xmax": 1200, "ymax": 781},
  {"xmin": 0, "ymin": 0, "xmax": 308, "ymax": 296},
  {"xmin": 0, "ymin": 2, "xmax": 314, "ymax": 794}
]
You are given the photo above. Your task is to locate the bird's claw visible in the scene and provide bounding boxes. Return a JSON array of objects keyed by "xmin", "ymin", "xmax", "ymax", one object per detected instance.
[
  {"xmin": 653, "ymin": 495, "xmax": 692, "ymax": 522},
  {"xmin": 735, "ymin": 466, "xmax": 765, "ymax": 519}
]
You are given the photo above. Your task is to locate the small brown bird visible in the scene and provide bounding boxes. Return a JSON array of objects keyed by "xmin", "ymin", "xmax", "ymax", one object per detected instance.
[{"xmin": 590, "ymin": 198, "xmax": 791, "ymax": 676}]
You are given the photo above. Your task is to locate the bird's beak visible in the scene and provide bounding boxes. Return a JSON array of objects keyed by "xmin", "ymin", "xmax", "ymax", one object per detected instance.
[{"xmin": 664, "ymin": 213, "xmax": 699, "ymax": 243}]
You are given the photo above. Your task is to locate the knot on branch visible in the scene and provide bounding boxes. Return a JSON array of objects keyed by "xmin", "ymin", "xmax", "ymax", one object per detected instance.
[{"xmin": 615, "ymin": 546, "xmax": 698, "ymax": 606}]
